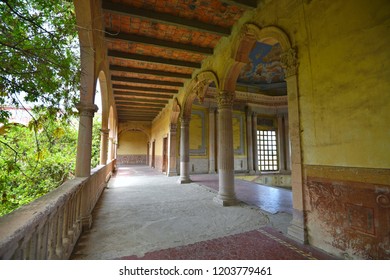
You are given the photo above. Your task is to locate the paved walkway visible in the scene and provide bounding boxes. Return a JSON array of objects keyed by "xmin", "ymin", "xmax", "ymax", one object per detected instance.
[{"xmin": 71, "ymin": 166, "xmax": 335, "ymax": 260}]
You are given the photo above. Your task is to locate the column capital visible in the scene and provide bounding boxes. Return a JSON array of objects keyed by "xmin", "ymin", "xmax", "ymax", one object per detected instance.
[
  {"xmin": 217, "ymin": 90, "xmax": 235, "ymax": 109},
  {"xmin": 169, "ymin": 123, "xmax": 177, "ymax": 133},
  {"xmin": 76, "ymin": 102, "xmax": 98, "ymax": 117},
  {"xmin": 180, "ymin": 116, "xmax": 191, "ymax": 126},
  {"xmin": 281, "ymin": 48, "xmax": 298, "ymax": 78},
  {"xmin": 100, "ymin": 128, "xmax": 110, "ymax": 135}
]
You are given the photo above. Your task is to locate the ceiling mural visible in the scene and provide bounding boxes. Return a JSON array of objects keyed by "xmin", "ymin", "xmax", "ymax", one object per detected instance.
[{"xmin": 238, "ymin": 42, "xmax": 285, "ymax": 85}]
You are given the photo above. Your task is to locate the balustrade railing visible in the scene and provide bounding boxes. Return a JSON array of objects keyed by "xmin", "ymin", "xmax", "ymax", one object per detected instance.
[{"xmin": 0, "ymin": 160, "xmax": 116, "ymax": 259}]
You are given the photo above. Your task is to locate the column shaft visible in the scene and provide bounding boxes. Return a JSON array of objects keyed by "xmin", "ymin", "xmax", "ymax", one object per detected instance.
[
  {"xmin": 214, "ymin": 91, "xmax": 238, "ymax": 206},
  {"xmin": 178, "ymin": 117, "xmax": 191, "ymax": 183},
  {"xmin": 99, "ymin": 129, "xmax": 110, "ymax": 165},
  {"xmin": 75, "ymin": 102, "xmax": 98, "ymax": 177}
]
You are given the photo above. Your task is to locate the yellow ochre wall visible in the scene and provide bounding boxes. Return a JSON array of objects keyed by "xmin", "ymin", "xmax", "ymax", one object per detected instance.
[
  {"xmin": 299, "ymin": 0, "xmax": 390, "ymax": 169},
  {"xmin": 151, "ymin": 108, "xmax": 171, "ymax": 169},
  {"xmin": 117, "ymin": 131, "xmax": 148, "ymax": 155}
]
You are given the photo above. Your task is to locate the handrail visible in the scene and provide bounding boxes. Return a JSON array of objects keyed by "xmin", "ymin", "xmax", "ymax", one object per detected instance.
[{"xmin": 0, "ymin": 159, "xmax": 116, "ymax": 259}]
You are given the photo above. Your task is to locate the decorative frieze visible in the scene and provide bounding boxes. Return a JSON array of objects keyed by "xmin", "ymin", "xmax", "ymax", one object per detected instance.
[
  {"xmin": 280, "ymin": 48, "xmax": 298, "ymax": 78},
  {"xmin": 217, "ymin": 91, "xmax": 235, "ymax": 109}
]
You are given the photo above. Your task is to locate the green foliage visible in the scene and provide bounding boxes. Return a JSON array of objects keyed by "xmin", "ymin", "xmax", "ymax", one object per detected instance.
[
  {"xmin": 0, "ymin": 111, "xmax": 78, "ymax": 216},
  {"xmin": 91, "ymin": 115, "xmax": 101, "ymax": 169},
  {"xmin": 0, "ymin": 0, "xmax": 79, "ymax": 122}
]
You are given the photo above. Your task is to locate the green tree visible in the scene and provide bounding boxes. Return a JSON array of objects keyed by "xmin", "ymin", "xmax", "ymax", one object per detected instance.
[
  {"xmin": 0, "ymin": 111, "xmax": 78, "ymax": 216},
  {"xmin": 0, "ymin": 0, "xmax": 79, "ymax": 122}
]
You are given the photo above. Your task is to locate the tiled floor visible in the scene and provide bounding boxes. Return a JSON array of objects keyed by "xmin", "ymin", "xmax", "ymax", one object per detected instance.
[{"xmin": 191, "ymin": 173, "xmax": 293, "ymax": 214}]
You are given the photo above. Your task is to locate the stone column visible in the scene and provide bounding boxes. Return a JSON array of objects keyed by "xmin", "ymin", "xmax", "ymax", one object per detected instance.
[
  {"xmin": 99, "ymin": 128, "xmax": 110, "ymax": 165},
  {"xmin": 178, "ymin": 117, "xmax": 191, "ymax": 183},
  {"xmin": 277, "ymin": 115, "xmax": 286, "ymax": 173},
  {"xmin": 75, "ymin": 102, "xmax": 98, "ymax": 177},
  {"xmin": 281, "ymin": 48, "xmax": 307, "ymax": 243},
  {"xmin": 214, "ymin": 91, "xmax": 238, "ymax": 206},
  {"xmin": 208, "ymin": 108, "xmax": 216, "ymax": 174},
  {"xmin": 167, "ymin": 123, "xmax": 178, "ymax": 176},
  {"xmin": 246, "ymin": 107, "xmax": 255, "ymax": 174},
  {"xmin": 108, "ymin": 137, "xmax": 113, "ymax": 162},
  {"xmin": 252, "ymin": 112, "xmax": 259, "ymax": 173}
]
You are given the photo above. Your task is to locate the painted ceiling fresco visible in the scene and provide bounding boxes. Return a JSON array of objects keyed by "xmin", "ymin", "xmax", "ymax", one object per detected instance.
[{"xmin": 238, "ymin": 42, "xmax": 285, "ymax": 85}]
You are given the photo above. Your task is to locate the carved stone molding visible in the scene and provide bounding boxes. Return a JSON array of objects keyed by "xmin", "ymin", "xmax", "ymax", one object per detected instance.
[
  {"xmin": 217, "ymin": 91, "xmax": 235, "ymax": 109},
  {"xmin": 100, "ymin": 128, "xmax": 110, "ymax": 135},
  {"xmin": 376, "ymin": 194, "xmax": 390, "ymax": 208},
  {"xmin": 280, "ymin": 48, "xmax": 298, "ymax": 78}
]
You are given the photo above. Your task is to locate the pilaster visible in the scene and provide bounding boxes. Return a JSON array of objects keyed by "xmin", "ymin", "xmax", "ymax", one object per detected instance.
[
  {"xmin": 167, "ymin": 123, "xmax": 178, "ymax": 176},
  {"xmin": 246, "ymin": 107, "xmax": 255, "ymax": 174},
  {"xmin": 208, "ymin": 108, "xmax": 216, "ymax": 174}
]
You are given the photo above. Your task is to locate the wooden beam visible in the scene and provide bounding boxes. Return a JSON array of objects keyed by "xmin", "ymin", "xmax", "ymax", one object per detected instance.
[
  {"xmin": 109, "ymin": 65, "xmax": 191, "ymax": 79},
  {"xmin": 106, "ymin": 31, "xmax": 213, "ymax": 55},
  {"xmin": 116, "ymin": 101, "xmax": 165, "ymax": 107},
  {"xmin": 115, "ymin": 97, "xmax": 169, "ymax": 104},
  {"xmin": 221, "ymin": 0, "xmax": 258, "ymax": 9},
  {"xmin": 111, "ymin": 76, "xmax": 183, "ymax": 87},
  {"xmin": 102, "ymin": 1, "xmax": 230, "ymax": 36},
  {"xmin": 108, "ymin": 50, "xmax": 201, "ymax": 69},
  {"xmin": 112, "ymin": 84, "xmax": 177, "ymax": 94},
  {"xmin": 117, "ymin": 104, "xmax": 165, "ymax": 110},
  {"xmin": 114, "ymin": 91, "xmax": 173, "ymax": 99}
]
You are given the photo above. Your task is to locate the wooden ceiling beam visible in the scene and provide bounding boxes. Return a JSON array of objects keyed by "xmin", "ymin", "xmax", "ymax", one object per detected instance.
[
  {"xmin": 108, "ymin": 50, "xmax": 201, "ymax": 69},
  {"xmin": 111, "ymin": 75, "xmax": 183, "ymax": 87},
  {"xmin": 102, "ymin": 1, "xmax": 230, "ymax": 36},
  {"xmin": 112, "ymin": 84, "xmax": 177, "ymax": 94},
  {"xmin": 106, "ymin": 31, "xmax": 213, "ymax": 55},
  {"xmin": 115, "ymin": 97, "xmax": 169, "ymax": 104},
  {"xmin": 114, "ymin": 91, "xmax": 173, "ymax": 99},
  {"xmin": 221, "ymin": 0, "xmax": 258, "ymax": 9},
  {"xmin": 109, "ymin": 65, "xmax": 191, "ymax": 79}
]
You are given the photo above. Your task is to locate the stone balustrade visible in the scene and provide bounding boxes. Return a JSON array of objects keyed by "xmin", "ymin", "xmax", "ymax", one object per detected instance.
[{"xmin": 0, "ymin": 160, "xmax": 116, "ymax": 259}]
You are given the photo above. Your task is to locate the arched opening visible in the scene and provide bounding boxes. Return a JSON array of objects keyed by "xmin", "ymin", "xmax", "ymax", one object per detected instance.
[
  {"xmin": 227, "ymin": 24, "xmax": 305, "ymax": 241},
  {"xmin": 117, "ymin": 124, "xmax": 151, "ymax": 166},
  {"xmin": 178, "ymin": 72, "xmax": 219, "ymax": 183}
]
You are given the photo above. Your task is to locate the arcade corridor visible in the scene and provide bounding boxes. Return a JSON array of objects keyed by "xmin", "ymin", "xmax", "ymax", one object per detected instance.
[{"xmin": 71, "ymin": 166, "xmax": 334, "ymax": 260}]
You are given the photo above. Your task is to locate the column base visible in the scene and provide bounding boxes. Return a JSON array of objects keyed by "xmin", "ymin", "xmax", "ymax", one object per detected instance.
[
  {"xmin": 178, "ymin": 177, "xmax": 192, "ymax": 184},
  {"xmin": 248, "ymin": 170, "xmax": 256, "ymax": 175},
  {"xmin": 209, "ymin": 170, "xmax": 216, "ymax": 174},
  {"xmin": 213, "ymin": 195, "xmax": 239, "ymax": 206},
  {"xmin": 287, "ymin": 209, "xmax": 307, "ymax": 243},
  {"xmin": 167, "ymin": 171, "xmax": 178, "ymax": 177}
]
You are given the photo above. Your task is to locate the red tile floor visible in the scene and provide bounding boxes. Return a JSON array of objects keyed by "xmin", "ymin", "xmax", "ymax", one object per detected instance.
[{"xmin": 110, "ymin": 167, "xmax": 336, "ymax": 260}]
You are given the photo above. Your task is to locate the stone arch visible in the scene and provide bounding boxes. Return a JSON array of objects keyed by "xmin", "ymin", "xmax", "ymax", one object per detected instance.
[
  {"xmin": 118, "ymin": 123, "xmax": 151, "ymax": 141},
  {"xmin": 182, "ymin": 70, "xmax": 219, "ymax": 119},
  {"xmin": 223, "ymin": 24, "xmax": 293, "ymax": 91}
]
